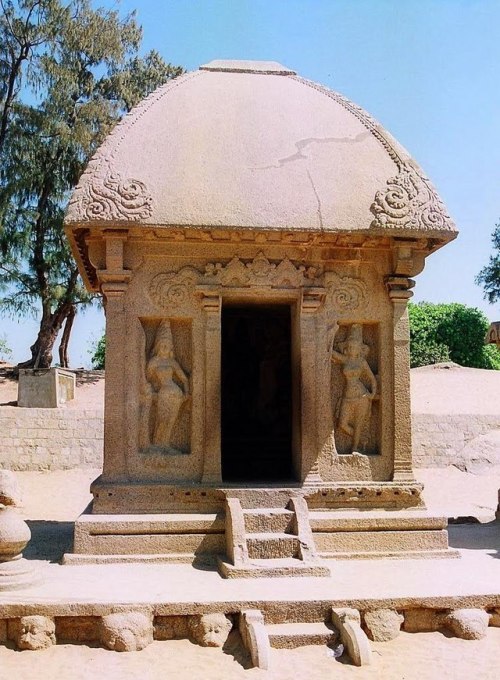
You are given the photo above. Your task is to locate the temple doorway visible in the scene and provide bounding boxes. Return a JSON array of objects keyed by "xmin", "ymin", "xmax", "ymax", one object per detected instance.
[{"xmin": 221, "ymin": 304, "xmax": 293, "ymax": 483}]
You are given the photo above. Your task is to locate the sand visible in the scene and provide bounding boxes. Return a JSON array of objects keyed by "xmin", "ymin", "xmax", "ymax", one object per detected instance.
[
  {"xmin": 1, "ymin": 364, "xmax": 500, "ymax": 678},
  {"xmin": 0, "ymin": 629, "xmax": 499, "ymax": 680}
]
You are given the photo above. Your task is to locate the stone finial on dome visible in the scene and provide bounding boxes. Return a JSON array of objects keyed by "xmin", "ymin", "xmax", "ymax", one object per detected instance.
[{"xmin": 199, "ymin": 59, "xmax": 296, "ymax": 75}]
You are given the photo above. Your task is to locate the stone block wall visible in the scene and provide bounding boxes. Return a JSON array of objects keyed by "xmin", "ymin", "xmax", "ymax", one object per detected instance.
[
  {"xmin": 412, "ymin": 413, "xmax": 500, "ymax": 470},
  {"xmin": 0, "ymin": 406, "xmax": 103, "ymax": 471},
  {"xmin": 1, "ymin": 404, "xmax": 500, "ymax": 473}
]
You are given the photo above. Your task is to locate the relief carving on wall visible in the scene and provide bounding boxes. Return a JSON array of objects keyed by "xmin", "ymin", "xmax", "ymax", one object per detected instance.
[
  {"xmin": 330, "ymin": 324, "xmax": 378, "ymax": 455},
  {"xmin": 148, "ymin": 253, "xmax": 323, "ymax": 310},
  {"xmin": 149, "ymin": 266, "xmax": 200, "ymax": 309},
  {"xmin": 206, "ymin": 252, "xmax": 321, "ymax": 288},
  {"xmin": 324, "ymin": 273, "xmax": 367, "ymax": 314},
  {"xmin": 67, "ymin": 158, "xmax": 153, "ymax": 222},
  {"xmin": 140, "ymin": 319, "xmax": 190, "ymax": 454},
  {"xmin": 370, "ymin": 161, "xmax": 453, "ymax": 232}
]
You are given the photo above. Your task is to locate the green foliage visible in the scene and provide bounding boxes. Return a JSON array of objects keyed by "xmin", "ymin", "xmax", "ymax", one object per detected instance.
[
  {"xmin": 90, "ymin": 334, "xmax": 105, "ymax": 370},
  {"xmin": 408, "ymin": 302, "xmax": 500, "ymax": 369},
  {"xmin": 0, "ymin": 0, "xmax": 183, "ymax": 367},
  {"xmin": 0, "ymin": 335, "xmax": 12, "ymax": 360},
  {"xmin": 476, "ymin": 221, "xmax": 500, "ymax": 304}
]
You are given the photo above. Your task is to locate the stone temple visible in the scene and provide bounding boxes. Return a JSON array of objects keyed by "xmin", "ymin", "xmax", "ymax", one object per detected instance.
[{"xmin": 64, "ymin": 60, "xmax": 458, "ymax": 576}]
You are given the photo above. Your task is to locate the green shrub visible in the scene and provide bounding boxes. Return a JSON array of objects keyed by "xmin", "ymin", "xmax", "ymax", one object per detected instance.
[
  {"xmin": 0, "ymin": 335, "xmax": 12, "ymax": 361},
  {"xmin": 408, "ymin": 302, "xmax": 500, "ymax": 369},
  {"xmin": 90, "ymin": 335, "xmax": 106, "ymax": 370}
]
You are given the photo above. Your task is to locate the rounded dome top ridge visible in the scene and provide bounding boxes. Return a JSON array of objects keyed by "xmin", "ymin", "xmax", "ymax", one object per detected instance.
[{"xmin": 65, "ymin": 59, "xmax": 456, "ymax": 239}]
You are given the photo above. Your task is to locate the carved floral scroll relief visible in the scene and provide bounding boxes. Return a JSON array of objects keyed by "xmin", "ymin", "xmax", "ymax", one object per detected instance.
[
  {"xmin": 148, "ymin": 253, "xmax": 369, "ymax": 315},
  {"xmin": 330, "ymin": 323, "xmax": 379, "ymax": 455},
  {"xmin": 139, "ymin": 319, "xmax": 191, "ymax": 455},
  {"xmin": 67, "ymin": 158, "xmax": 153, "ymax": 222}
]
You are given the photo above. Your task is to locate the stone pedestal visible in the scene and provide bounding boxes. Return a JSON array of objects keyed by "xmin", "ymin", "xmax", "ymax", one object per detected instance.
[{"xmin": 18, "ymin": 368, "xmax": 75, "ymax": 408}]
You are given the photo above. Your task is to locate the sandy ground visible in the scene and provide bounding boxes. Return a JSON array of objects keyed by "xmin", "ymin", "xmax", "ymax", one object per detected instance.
[
  {"xmin": 1, "ymin": 629, "xmax": 500, "ymax": 680},
  {"xmin": 410, "ymin": 362, "xmax": 500, "ymax": 415},
  {"xmin": 1, "ymin": 364, "xmax": 500, "ymax": 678}
]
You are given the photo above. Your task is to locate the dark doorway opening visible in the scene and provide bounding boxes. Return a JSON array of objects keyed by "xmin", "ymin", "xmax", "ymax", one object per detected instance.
[{"xmin": 221, "ymin": 305, "xmax": 293, "ymax": 483}]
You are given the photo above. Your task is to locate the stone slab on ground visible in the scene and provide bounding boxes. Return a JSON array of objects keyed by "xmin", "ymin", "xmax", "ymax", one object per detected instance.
[{"xmin": 0, "ymin": 521, "xmax": 499, "ymax": 616}]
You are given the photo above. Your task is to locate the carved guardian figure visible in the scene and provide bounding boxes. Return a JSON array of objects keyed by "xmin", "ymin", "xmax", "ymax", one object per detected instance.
[
  {"xmin": 331, "ymin": 324, "xmax": 377, "ymax": 453},
  {"xmin": 141, "ymin": 320, "xmax": 190, "ymax": 453}
]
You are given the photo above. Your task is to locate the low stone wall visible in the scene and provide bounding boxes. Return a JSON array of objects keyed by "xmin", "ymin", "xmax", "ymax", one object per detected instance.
[
  {"xmin": 412, "ymin": 413, "xmax": 500, "ymax": 471},
  {"xmin": 0, "ymin": 406, "xmax": 103, "ymax": 471},
  {"xmin": 2, "ymin": 405, "xmax": 500, "ymax": 473}
]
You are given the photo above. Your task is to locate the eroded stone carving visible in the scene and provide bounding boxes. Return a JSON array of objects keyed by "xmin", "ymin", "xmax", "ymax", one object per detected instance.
[
  {"xmin": 68, "ymin": 159, "xmax": 153, "ymax": 222},
  {"xmin": 140, "ymin": 320, "xmax": 190, "ymax": 453},
  {"xmin": 205, "ymin": 252, "xmax": 320, "ymax": 288},
  {"xmin": 444, "ymin": 609, "xmax": 489, "ymax": 640},
  {"xmin": 371, "ymin": 162, "xmax": 452, "ymax": 232},
  {"xmin": 325, "ymin": 274, "xmax": 367, "ymax": 313},
  {"xmin": 331, "ymin": 324, "xmax": 377, "ymax": 453},
  {"xmin": 188, "ymin": 613, "xmax": 232, "ymax": 647},
  {"xmin": 149, "ymin": 254, "xmax": 324, "ymax": 311},
  {"xmin": 403, "ymin": 608, "xmax": 489, "ymax": 640},
  {"xmin": 149, "ymin": 266, "xmax": 201, "ymax": 309},
  {"xmin": 100, "ymin": 612, "xmax": 153, "ymax": 652},
  {"xmin": 11, "ymin": 615, "xmax": 56, "ymax": 650}
]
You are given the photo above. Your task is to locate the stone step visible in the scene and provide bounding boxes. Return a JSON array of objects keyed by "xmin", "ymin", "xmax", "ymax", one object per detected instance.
[
  {"xmin": 246, "ymin": 533, "xmax": 299, "ymax": 559},
  {"xmin": 218, "ymin": 556, "xmax": 331, "ymax": 579},
  {"xmin": 267, "ymin": 622, "xmax": 336, "ymax": 649},
  {"xmin": 243, "ymin": 508, "xmax": 294, "ymax": 534}
]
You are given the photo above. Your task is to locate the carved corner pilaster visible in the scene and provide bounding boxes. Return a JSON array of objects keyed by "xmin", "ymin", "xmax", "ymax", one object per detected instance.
[
  {"xmin": 301, "ymin": 288, "xmax": 325, "ymax": 314},
  {"xmin": 98, "ymin": 230, "xmax": 132, "ymax": 303},
  {"xmin": 200, "ymin": 290, "xmax": 222, "ymax": 485}
]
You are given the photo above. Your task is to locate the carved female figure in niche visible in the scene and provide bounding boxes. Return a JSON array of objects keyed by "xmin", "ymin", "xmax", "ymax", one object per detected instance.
[
  {"xmin": 143, "ymin": 320, "xmax": 189, "ymax": 452},
  {"xmin": 331, "ymin": 324, "xmax": 377, "ymax": 453}
]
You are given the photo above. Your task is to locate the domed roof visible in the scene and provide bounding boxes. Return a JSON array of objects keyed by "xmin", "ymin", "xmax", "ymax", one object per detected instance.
[{"xmin": 65, "ymin": 60, "xmax": 456, "ymax": 239}]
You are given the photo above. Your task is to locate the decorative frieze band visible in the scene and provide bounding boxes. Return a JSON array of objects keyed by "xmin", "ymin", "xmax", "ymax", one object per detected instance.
[{"xmin": 149, "ymin": 252, "xmax": 369, "ymax": 316}]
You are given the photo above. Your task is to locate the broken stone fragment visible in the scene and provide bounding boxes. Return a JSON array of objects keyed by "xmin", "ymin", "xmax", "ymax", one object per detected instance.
[
  {"xmin": 363, "ymin": 609, "xmax": 403, "ymax": 641},
  {"xmin": 100, "ymin": 612, "xmax": 153, "ymax": 652},
  {"xmin": 10, "ymin": 615, "xmax": 56, "ymax": 650},
  {"xmin": 188, "ymin": 613, "xmax": 232, "ymax": 647}
]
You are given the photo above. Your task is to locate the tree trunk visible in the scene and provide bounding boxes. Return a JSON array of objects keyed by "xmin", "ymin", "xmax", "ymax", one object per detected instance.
[
  {"xmin": 58, "ymin": 305, "xmax": 76, "ymax": 368},
  {"xmin": 17, "ymin": 305, "xmax": 72, "ymax": 369}
]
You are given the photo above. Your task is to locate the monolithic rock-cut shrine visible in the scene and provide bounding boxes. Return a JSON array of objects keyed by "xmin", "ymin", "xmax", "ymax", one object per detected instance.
[{"xmin": 64, "ymin": 60, "xmax": 458, "ymax": 576}]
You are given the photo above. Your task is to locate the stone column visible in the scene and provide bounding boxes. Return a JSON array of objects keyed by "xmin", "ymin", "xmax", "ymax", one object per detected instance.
[
  {"xmin": 98, "ymin": 230, "xmax": 131, "ymax": 482},
  {"xmin": 201, "ymin": 291, "xmax": 222, "ymax": 484},
  {"xmin": 386, "ymin": 275, "xmax": 415, "ymax": 482},
  {"xmin": 299, "ymin": 289, "xmax": 324, "ymax": 484}
]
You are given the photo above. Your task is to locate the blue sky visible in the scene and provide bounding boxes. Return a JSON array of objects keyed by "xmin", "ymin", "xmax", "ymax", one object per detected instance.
[{"xmin": 2, "ymin": 0, "xmax": 500, "ymax": 366}]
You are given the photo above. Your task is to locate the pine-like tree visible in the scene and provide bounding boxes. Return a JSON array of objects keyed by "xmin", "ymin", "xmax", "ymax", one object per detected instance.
[{"xmin": 0, "ymin": 0, "xmax": 183, "ymax": 367}]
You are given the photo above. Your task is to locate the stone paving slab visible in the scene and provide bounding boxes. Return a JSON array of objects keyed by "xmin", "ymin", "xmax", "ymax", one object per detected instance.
[{"xmin": 1, "ymin": 522, "xmax": 499, "ymax": 616}]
